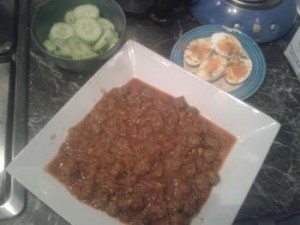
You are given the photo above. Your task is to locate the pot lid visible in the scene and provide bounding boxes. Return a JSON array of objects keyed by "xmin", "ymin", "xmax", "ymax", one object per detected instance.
[{"xmin": 225, "ymin": 0, "xmax": 283, "ymax": 9}]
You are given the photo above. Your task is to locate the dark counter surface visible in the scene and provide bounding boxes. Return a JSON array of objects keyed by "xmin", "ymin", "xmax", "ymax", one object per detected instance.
[{"xmin": 0, "ymin": 2, "xmax": 300, "ymax": 225}]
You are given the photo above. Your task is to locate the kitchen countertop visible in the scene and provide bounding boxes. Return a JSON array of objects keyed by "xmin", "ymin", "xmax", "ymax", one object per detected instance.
[{"xmin": 1, "ymin": 2, "xmax": 300, "ymax": 225}]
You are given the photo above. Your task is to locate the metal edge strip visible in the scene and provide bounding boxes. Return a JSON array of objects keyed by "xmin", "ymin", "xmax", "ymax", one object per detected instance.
[{"xmin": 0, "ymin": 0, "xmax": 30, "ymax": 219}]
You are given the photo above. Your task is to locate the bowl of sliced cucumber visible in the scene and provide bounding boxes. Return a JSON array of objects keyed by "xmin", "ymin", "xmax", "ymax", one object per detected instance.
[{"xmin": 31, "ymin": 0, "xmax": 126, "ymax": 73}]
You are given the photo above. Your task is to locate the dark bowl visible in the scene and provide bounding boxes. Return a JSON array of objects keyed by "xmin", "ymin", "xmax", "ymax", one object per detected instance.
[{"xmin": 31, "ymin": 0, "xmax": 126, "ymax": 73}]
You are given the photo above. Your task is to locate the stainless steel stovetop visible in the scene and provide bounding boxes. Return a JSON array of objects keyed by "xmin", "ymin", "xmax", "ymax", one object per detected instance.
[{"xmin": 0, "ymin": 0, "xmax": 29, "ymax": 219}]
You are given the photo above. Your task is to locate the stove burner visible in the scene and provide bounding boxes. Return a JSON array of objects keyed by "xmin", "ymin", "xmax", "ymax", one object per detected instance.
[{"xmin": 225, "ymin": 0, "xmax": 283, "ymax": 9}]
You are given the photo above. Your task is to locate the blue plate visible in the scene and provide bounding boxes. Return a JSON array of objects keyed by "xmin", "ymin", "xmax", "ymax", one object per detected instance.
[{"xmin": 170, "ymin": 25, "xmax": 266, "ymax": 100}]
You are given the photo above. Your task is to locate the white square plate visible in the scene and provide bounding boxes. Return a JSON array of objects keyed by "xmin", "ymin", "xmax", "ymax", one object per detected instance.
[{"xmin": 7, "ymin": 40, "xmax": 280, "ymax": 225}]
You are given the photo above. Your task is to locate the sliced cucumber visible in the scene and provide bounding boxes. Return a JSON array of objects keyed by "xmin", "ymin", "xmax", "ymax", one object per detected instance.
[
  {"xmin": 108, "ymin": 35, "xmax": 120, "ymax": 50},
  {"xmin": 64, "ymin": 11, "xmax": 77, "ymax": 25},
  {"xmin": 43, "ymin": 39, "xmax": 57, "ymax": 53},
  {"xmin": 74, "ymin": 18, "xmax": 102, "ymax": 44},
  {"xmin": 94, "ymin": 28, "xmax": 115, "ymax": 53},
  {"xmin": 73, "ymin": 4, "xmax": 100, "ymax": 19},
  {"xmin": 51, "ymin": 39, "xmax": 73, "ymax": 57},
  {"xmin": 49, "ymin": 22, "xmax": 74, "ymax": 40},
  {"xmin": 66, "ymin": 37, "xmax": 97, "ymax": 59},
  {"xmin": 43, "ymin": 4, "xmax": 120, "ymax": 59},
  {"xmin": 98, "ymin": 18, "xmax": 115, "ymax": 31}
]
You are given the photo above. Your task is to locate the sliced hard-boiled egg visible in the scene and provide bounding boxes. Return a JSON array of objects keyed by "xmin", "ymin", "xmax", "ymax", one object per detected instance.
[
  {"xmin": 211, "ymin": 32, "xmax": 242, "ymax": 58},
  {"xmin": 184, "ymin": 38, "xmax": 213, "ymax": 67},
  {"xmin": 224, "ymin": 58, "xmax": 253, "ymax": 85},
  {"xmin": 195, "ymin": 54, "xmax": 228, "ymax": 82}
]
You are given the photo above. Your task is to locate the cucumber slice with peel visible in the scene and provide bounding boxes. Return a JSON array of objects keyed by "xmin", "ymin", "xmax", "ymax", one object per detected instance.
[
  {"xmin": 66, "ymin": 37, "xmax": 97, "ymax": 59},
  {"xmin": 98, "ymin": 18, "xmax": 115, "ymax": 31},
  {"xmin": 74, "ymin": 18, "xmax": 102, "ymax": 44},
  {"xmin": 108, "ymin": 35, "xmax": 120, "ymax": 50},
  {"xmin": 73, "ymin": 4, "xmax": 100, "ymax": 19},
  {"xmin": 51, "ymin": 39, "xmax": 73, "ymax": 57},
  {"xmin": 43, "ymin": 39, "xmax": 57, "ymax": 53},
  {"xmin": 64, "ymin": 11, "xmax": 77, "ymax": 25},
  {"xmin": 49, "ymin": 22, "xmax": 74, "ymax": 40},
  {"xmin": 94, "ymin": 29, "xmax": 115, "ymax": 53}
]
